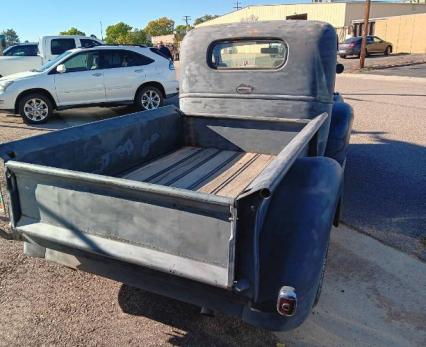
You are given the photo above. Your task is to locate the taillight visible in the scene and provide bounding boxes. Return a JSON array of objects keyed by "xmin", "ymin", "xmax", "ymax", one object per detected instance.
[
  {"xmin": 169, "ymin": 60, "xmax": 175, "ymax": 70},
  {"xmin": 277, "ymin": 286, "xmax": 297, "ymax": 317}
]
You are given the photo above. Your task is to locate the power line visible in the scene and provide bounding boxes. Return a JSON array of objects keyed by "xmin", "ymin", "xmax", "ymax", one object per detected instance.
[
  {"xmin": 234, "ymin": 1, "xmax": 242, "ymax": 10},
  {"xmin": 183, "ymin": 16, "xmax": 192, "ymax": 27}
]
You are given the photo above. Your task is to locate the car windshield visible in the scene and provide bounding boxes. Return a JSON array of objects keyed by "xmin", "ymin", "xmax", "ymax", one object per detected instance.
[
  {"xmin": 34, "ymin": 51, "xmax": 73, "ymax": 72},
  {"xmin": 3, "ymin": 47, "xmax": 12, "ymax": 55}
]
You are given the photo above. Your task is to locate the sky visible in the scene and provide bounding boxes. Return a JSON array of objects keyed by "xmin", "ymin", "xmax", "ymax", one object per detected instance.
[{"xmin": 0, "ymin": 0, "xmax": 316, "ymax": 42}]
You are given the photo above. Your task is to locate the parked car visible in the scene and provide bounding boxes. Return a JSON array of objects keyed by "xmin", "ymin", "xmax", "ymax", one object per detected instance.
[
  {"xmin": 0, "ymin": 45, "xmax": 179, "ymax": 124},
  {"xmin": 0, "ymin": 35, "xmax": 103, "ymax": 77},
  {"xmin": 2, "ymin": 43, "xmax": 38, "ymax": 57},
  {"xmin": 0, "ymin": 21, "xmax": 353, "ymax": 331},
  {"xmin": 338, "ymin": 35, "xmax": 392, "ymax": 58}
]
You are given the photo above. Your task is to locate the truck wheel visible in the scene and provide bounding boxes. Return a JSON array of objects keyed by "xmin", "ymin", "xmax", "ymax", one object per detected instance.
[
  {"xmin": 19, "ymin": 93, "xmax": 53, "ymax": 124},
  {"xmin": 313, "ymin": 241, "xmax": 329, "ymax": 307},
  {"xmin": 135, "ymin": 86, "xmax": 164, "ymax": 111}
]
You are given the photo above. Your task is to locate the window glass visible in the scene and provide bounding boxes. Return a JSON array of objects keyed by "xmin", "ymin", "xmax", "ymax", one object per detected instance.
[
  {"xmin": 80, "ymin": 39, "xmax": 102, "ymax": 48},
  {"xmin": 366, "ymin": 36, "xmax": 374, "ymax": 43},
  {"xmin": 373, "ymin": 36, "xmax": 382, "ymax": 43},
  {"xmin": 62, "ymin": 51, "xmax": 100, "ymax": 72},
  {"xmin": 102, "ymin": 50, "xmax": 154, "ymax": 69},
  {"xmin": 4, "ymin": 45, "xmax": 37, "ymax": 56},
  {"xmin": 343, "ymin": 37, "xmax": 360, "ymax": 44},
  {"xmin": 51, "ymin": 38, "xmax": 76, "ymax": 55},
  {"xmin": 36, "ymin": 51, "xmax": 73, "ymax": 72},
  {"xmin": 210, "ymin": 40, "xmax": 287, "ymax": 70}
]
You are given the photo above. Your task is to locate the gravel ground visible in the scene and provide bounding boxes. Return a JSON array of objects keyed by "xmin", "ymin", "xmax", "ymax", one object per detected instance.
[{"xmin": 338, "ymin": 53, "xmax": 426, "ymax": 73}]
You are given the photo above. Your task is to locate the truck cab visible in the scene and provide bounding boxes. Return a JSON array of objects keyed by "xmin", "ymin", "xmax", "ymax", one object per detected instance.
[
  {"xmin": 0, "ymin": 21, "xmax": 353, "ymax": 331},
  {"xmin": 0, "ymin": 35, "xmax": 102, "ymax": 77}
]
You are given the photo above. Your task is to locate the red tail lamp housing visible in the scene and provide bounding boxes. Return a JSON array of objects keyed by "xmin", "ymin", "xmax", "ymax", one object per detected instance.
[{"xmin": 277, "ymin": 286, "xmax": 297, "ymax": 317}]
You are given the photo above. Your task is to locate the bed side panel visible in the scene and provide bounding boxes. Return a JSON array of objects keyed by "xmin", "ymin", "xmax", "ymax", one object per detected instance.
[{"xmin": 0, "ymin": 105, "xmax": 183, "ymax": 176}]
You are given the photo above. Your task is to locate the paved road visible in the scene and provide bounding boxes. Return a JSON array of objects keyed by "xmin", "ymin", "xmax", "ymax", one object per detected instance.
[
  {"xmin": 336, "ymin": 74, "xmax": 426, "ymax": 260},
  {"xmin": 363, "ymin": 63, "xmax": 426, "ymax": 78}
]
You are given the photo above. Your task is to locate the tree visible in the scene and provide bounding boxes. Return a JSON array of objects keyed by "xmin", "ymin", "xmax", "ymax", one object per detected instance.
[
  {"xmin": 1, "ymin": 29, "xmax": 19, "ymax": 47},
  {"xmin": 174, "ymin": 24, "xmax": 192, "ymax": 42},
  {"xmin": 131, "ymin": 29, "xmax": 149, "ymax": 45},
  {"xmin": 193, "ymin": 15, "xmax": 219, "ymax": 26},
  {"xmin": 145, "ymin": 17, "xmax": 174, "ymax": 37},
  {"xmin": 105, "ymin": 22, "xmax": 150, "ymax": 45},
  {"xmin": 105, "ymin": 22, "xmax": 133, "ymax": 44},
  {"xmin": 60, "ymin": 27, "xmax": 86, "ymax": 36}
]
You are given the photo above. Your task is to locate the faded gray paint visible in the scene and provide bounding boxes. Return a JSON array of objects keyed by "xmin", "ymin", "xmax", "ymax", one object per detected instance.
[{"xmin": 179, "ymin": 20, "xmax": 337, "ymax": 154}]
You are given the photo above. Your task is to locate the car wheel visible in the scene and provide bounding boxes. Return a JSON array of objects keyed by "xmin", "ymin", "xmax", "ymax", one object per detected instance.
[
  {"xmin": 339, "ymin": 54, "xmax": 346, "ymax": 59},
  {"xmin": 19, "ymin": 93, "xmax": 53, "ymax": 124},
  {"xmin": 384, "ymin": 46, "xmax": 391, "ymax": 56},
  {"xmin": 135, "ymin": 86, "xmax": 164, "ymax": 111}
]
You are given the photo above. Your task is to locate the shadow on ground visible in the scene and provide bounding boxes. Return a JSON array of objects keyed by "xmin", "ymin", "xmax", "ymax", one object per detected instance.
[
  {"xmin": 118, "ymin": 285, "xmax": 278, "ymax": 346},
  {"xmin": 343, "ymin": 131, "xmax": 426, "ymax": 260}
]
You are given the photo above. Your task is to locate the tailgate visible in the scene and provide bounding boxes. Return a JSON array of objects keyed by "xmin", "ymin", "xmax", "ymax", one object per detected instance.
[{"xmin": 6, "ymin": 161, "xmax": 236, "ymax": 288}]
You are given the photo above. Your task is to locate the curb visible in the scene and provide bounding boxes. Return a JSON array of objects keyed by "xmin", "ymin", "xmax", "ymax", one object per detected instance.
[
  {"xmin": 339, "ymin": 73, "xmax": 425, "ymax": 83},
  {"xmin": 362, "ymin": 60, "xmax": 426, "ymax": 71}
]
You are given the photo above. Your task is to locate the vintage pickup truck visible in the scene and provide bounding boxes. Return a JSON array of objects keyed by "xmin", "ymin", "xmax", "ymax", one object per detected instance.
[{"xmin": 0, "ymin": 21, "xmax": 353, "ymax": 331}]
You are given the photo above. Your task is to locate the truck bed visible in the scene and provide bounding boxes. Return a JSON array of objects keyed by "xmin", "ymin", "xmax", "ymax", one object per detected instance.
[{"xmin": 122, "ymin": 146, "xmax": 275, "ymax": 198}]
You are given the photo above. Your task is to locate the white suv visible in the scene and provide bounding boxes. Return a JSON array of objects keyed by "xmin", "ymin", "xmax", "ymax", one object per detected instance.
[{"xmin": 0, "ymin": 46, "xmax": 179, "ymax": 124}]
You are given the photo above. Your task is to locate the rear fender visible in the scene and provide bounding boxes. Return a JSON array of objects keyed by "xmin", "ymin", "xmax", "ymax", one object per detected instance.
[
  {"xmin": 325, "ymin": 102, "xmax": 354, "ymax": 166},
  {"xmin": 245, "ymin": 157, "xmax": 342, "ymax": 331}
]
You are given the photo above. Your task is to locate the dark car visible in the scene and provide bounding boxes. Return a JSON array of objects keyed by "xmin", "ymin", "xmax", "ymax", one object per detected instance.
[
  {"xmin": 2, "ymin": 43, "xmax": 38, "ymax": 56},
  {"xmin": 338, "ymin": 36, "xmax": 392, "ymax": 58}
]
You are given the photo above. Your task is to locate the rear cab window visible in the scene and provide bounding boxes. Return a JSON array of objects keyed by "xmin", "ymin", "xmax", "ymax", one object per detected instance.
[
  {"xmin": 51, "ymin": 38, "xmax": 76, "ymax": 55},
  {"xmin": 209, "ymin": 39, "xmax": 287, "ymax": 70}
]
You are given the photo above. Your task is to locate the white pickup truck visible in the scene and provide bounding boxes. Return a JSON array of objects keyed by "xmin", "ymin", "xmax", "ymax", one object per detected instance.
[{"xmin": 0, "ymin": 36, "xmax": 103, "ymax": 77}]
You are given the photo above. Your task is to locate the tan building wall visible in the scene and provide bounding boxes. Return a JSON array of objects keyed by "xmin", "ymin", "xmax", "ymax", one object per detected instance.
[
  {"xmin": 375, "ymin": 13, "xmax": 426, "ymax": 53},
  {"xmin": 151, "ymin": 34, "xmax": 175, "ymax": 45},
  {"xmin": 197, "ymin": 3, "xmax": 348, "ymax": 27},
  {"xmin": 345, "ymin": 3, "xmax": 426, "ymax": 26},
  {"xmin": 198, "ymin": 3, "xmax": 426, "ymax": 29}
]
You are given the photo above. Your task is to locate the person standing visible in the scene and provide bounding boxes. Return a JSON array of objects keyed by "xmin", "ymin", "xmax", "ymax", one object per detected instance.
[{"xmin": 157, "ymin": 41, "xmax": 173, "ymax": 61}]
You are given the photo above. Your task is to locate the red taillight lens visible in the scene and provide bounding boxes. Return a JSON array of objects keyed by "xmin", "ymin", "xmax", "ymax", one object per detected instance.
[{"xmin": 277, "ymin": 286, "xmax": 297, "ymax": 317}]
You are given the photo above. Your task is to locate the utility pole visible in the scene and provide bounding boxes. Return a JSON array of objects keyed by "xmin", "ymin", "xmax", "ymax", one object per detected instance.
[
  {"xmin": 234, "ymin": 1, "xmax": 242, "ymax": 11},
  {"xmin": 100, "ymin": 21, "xmax": 104, "ymax": 41},
  {"xmin": 359, "ymin": 0, "xmax": 371, "ymax": 69},
  {"xmin": 183, "ymin": 16, "xmax": 191, "ymax": 28}
]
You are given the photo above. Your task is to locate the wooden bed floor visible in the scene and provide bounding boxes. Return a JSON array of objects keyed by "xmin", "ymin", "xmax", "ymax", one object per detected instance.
[{"xmin": 123, "ymin": 147, "xmax": 275, "ymax": 198}]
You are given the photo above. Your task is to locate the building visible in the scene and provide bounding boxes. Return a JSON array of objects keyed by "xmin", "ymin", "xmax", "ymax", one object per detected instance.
[
  {"xmin": 197, "ymin": 2, "xmax": 426, "ymax": 41},
  {"xmin": 374, "ymin": 13, "xmax": 426, "ymax": 53}
]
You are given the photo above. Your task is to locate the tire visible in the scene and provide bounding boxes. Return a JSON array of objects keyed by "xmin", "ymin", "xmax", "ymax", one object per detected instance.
[
  {"xmin": 384, "ymin": 46, "xmax": 391, "ymax": 56},
  {"xmin": 19, "ymin": 93, "xmax": 53, "ymax": 124},
  {"xmin": 135, "ymin": 85, "xmax": 164, "ymax": 111},
  {"xmin": 339, "ymin": 55, "xmax": 346, "ymax": 59},
  {"xmin": 313, "ymin": 241, "xmax": 330, "ymax": 307}
]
